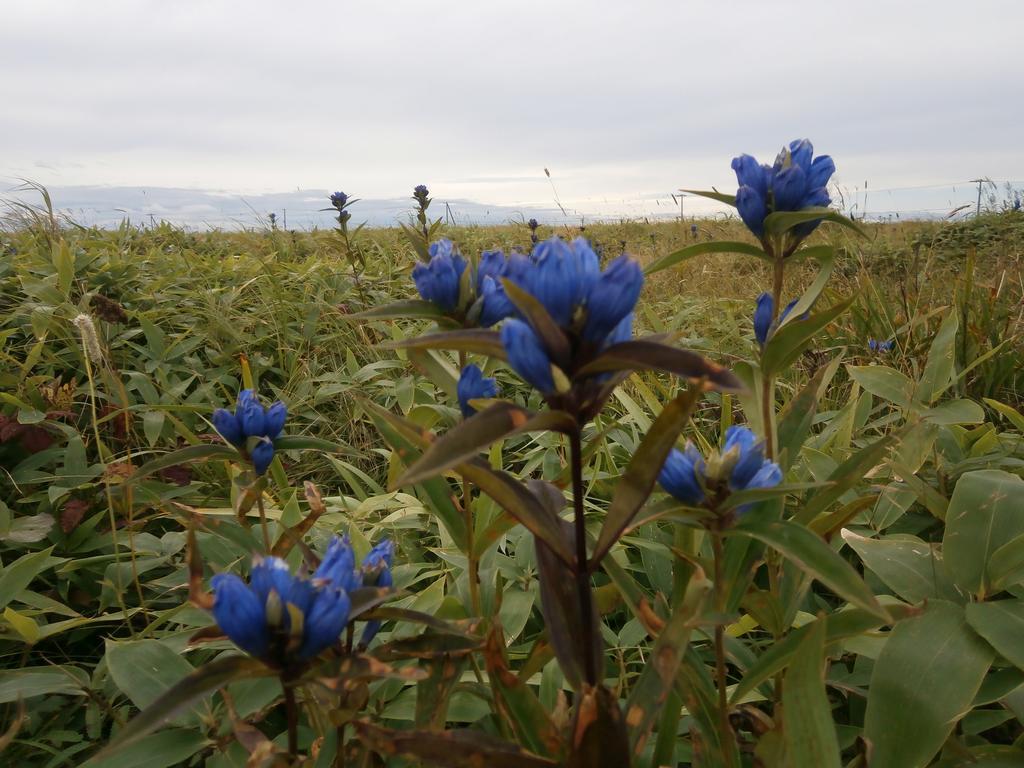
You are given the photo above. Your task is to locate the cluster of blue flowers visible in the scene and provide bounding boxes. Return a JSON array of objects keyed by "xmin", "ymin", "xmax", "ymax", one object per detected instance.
[
  {"xmin": 732, "ymin": 139, "xmax": 836, "ymax": 239},
  {"xmin": 329, "ymin": 191, "xmax": 348, "ymax": 210},
  {"xmin": 658, "ymin": 426, "xmax": 782, "ymax": 512},
  {"xmin": 412, "ymin": 240, "xmax": 468, "ymax": 313},
  {"xmin": 211, "ymin": 536, "xmax": 394, "ymax": 666},
  {"xmin": 457, "ymin": 364, "xmax": 498, "ymax": 417},
  {"xmin": 212, "ymin": 390, "xmax": 287, "ymax": 475},
  {"xmin": 868, "ymin": 339, "xmax": 895, "ymax": 353}
]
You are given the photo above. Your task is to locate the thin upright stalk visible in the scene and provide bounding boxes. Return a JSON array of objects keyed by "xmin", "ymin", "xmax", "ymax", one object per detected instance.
[
  {"xmin": 457, "ymin": 351, "xmax": 481, "ymax": 616},
  {"xmin": 569, "ymin": 427, "xmax": 598, "ymax": 686},
  {"xmin": 256, "ymin": 493, "xmax": 272, "ymax": 552},
  {"xmin": 283, "ymin": 682, "xmax": 299, "ymax": 757},
  {"xmin": 711, "ymin": 529, "xmax": 736, "ymax": 761},
  {"xmin": 762, "ymin": 254, "xmax": 786, "ymax": 460}
]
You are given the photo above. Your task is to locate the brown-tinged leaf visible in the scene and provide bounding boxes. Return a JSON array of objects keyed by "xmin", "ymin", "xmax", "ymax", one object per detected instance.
[
  {"xmin": 386, "ymin": 328, "xmax": 507, "ymax": 360},
  {"xmin": 575, "ymin": 339, "xmax": 742, "ymax": 392},
  {"xmin": 568, "ymin": 684, "xmax": 630, "ymax": 768}
]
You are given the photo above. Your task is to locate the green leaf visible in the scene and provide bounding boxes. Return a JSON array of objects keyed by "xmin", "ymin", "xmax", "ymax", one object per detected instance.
[
  {"xmin": 387, "ymin": 328, "xmax": 507, "ymax": 360},
  {"xmin": 644, "ymin": 240, "xmax": 770, "ymax": 274},
  {"xmin": 592, "ymin": 389, "xmax": 701, "ymax": 565},
  {"xmin": 846, "ymin": 365, "xmax": 915, "ymax": 408},
  {"xmin": 841, "ymin": 530, "xmax": 963, "ymax": 604},
  {"xmin": 83, "ymin": 728, "xmax": 208, "ymax": 768},
  {"xmin": 923, "ymin": 398, "xmax": 985, "ymax": 425},
  {"xmin": 273, "ymin": 434, "xmax": 353, "ymax": 454},
  {"xmin": 0, "ymin": 547, "xmax": 61, "ymax": 611},
  {"xmin": 762, "ymin": 297, "xmax": 855, "ymax": 377},
  {"xmin": 461, "ymin": 461, "xmax": 575, "ymax": 566},
  {"xmin": 353, "ymin": 720, "xmax": 559, "ymax": 767},
  {"xmin": 0, "ymin": 666, "xmax": 88, "ymax": 703},
  {"xmin": 96, "ymin": 655, "xmax": 271, "ymax": 758},
  {"xmin": 624, "ymin": 568, "xmax": 710, "ymax": 758},
  {"xmin": 575, "ymin": 339, "xmax": 742, "ymax": 392},
  {"xmin": 943, "ymin": 470, "xmax": 1024, "ymax": 599},
  {"xmin": 729, "ymin": 519, "xmax": 885, "ymax": 618},
  {"xmin": 984, "ymin": 398, "xmax": 1024, "ymax": 432},
  {"xmin": 865, "ymin": 601, "xmax": 993, "ymax": 768},
  {"xmin": 965, "ymin": 600, "xmax": 1024, "ymax": 671},
  {"xmin": 776, "ymin": 355, "xmax": 842, "ymax": 471},
  {"xmin": 105, "ymin": 640, "xmax": 202, "ymax": 725},
  {"xmin": 794, "ymin": 433, "xmax": 898, "ymax": 525},
  {"xmin": 348, "ymin": 298, "xmax": 446, "ymax": 320},
  {"xmin": 988, "ymin": 535, "xmax": 1024, "ymax": 593},
  {"xmin": 763, "ymin": 207, "xmax": 865, "ymax": 238},
  {"xmin": 777, "ymin": 246, "xmax": 835, "ymax": 329},
  {"xmin": 680, "ymin": 188, "xmax": 736, "ymax": 206},
  {"xmin": 128, "ymin": 443, "xmax": 239, "ymax": 483},
  {"xmin": 783, "ymin": 617, "xmax": 842, "ymax": 768},
  {"xmin": 917, "ymin": 310, "xmax": 959, "ymax": 404},
  {"xmin": 395, "ymin": 403, "xmax": 575, "ymax": 488}
]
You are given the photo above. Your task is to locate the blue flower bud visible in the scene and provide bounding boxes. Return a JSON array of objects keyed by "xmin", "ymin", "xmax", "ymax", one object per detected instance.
[
  {"xmin": 211, "ymin": 573, "xmax": 269, "ymax": 658},
  {"xmin": 238, "ymin": 397, "xmax": 266, "ymax": 438},
  {"xmin": 457, "ymin": 364, "xmax": 498, "ymax": 417},
  {"xmin": 807, "ymin": 155, "xmax": 836, "ymax": 190},
  {"xmin": 582, "ymin": 255, "xmax": 643, "ymax": 343},
  {"xmin": 501, "ymin": 319, "xmax": 556, "ymax": 395},
  {"xmin": 250, "ymin": 556, "xmax": 294, "ymax": 603},
  {"xmin": 527, "ymin": 218, "xmax": 539, "ymax": 231},
  {"xmin": 746, "ymin": 461, "xmax": 783, "ymax": 491},
  {"xmin": 212, "ymin": 408, "xmax": 244, "ymax": 446},
  {"xmin": 772, "ymin": 165, "xmax": 810, "ymax": 211},
  {"xmin": 754, "ymin": 293, "xmax": 774, "ymax": 346},
  {"xmin": 478, "ymin": 276, "xmax": 515, "ymax": 327},
  {"xmin": 250, "ymin": 439, "xmax": 275, "ymax": 476},
  {"xmin": 299, "ymin": 587, "xmax": 350, "ymax": 659},
  {"xmin": 413, "ymin": 240, "xmax": 466, "ymax": 312},
  {"xmin": 476, "ymin": 249, "xmax": 506, "ymax": 293},
  {"xmin": 731, "ymin": 155, "xmax": 769, "ymax": 198},
  {"xmin": 527, "ymin": 238, "xmax": 580, "ymax": 326},
  {"xmin": 605, "ymin": 312, "xmax": 633, "ymax": 347},
  {"xmin": 658, "ymin": 445, "xmax": 706, "ymax": 506},
  {"xmin": 314, "ymin": 536, "xmax": 360, "ymax": 593},
  {"xmin": 263, "ymin": 401, "xmax": 287, "ymax": 440},
  {"xmin": 414, "ymin": 184, "xmax": 429, "ymax": 199},
  {"xmin": 787, "ymin": 139, "xmax": 814, "ymax": 174},
  {"xmin": 724, "ymin": 426, "xmax": 767, "ymax": 489},
  {"xmin": 329, "ymin": 191, "xmax": 348, "ymax": 209},
  {"xmin": 736, "ymin": 186, "xmax": 768, "ymax": 237}
]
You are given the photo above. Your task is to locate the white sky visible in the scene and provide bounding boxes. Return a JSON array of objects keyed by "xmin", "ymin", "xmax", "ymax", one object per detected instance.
[{"xmin": 1, "ymin": 0, "xmax": 1022, "ymax": 223}]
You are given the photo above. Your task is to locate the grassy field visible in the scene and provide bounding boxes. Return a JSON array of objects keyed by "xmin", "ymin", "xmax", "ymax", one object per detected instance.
[{"xmin": 1, "ymin": 203, "xmax": 1024, "ymax": 766}]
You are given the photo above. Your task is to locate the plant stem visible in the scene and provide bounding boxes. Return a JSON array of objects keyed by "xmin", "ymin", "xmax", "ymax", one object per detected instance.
[
  {"xmin": 569, "ymin": 427, "xmax": 598, "ymax": 686},
  {"xmin": 256, "ymin": 493, "xmax": 272, "ymax": 552},
  {"xmin": 762, "ymin": 254, "xmax": 786, "ymax": 460},
  {"xmin": 283, "ymin": 681, "xmax": 299, "ymax": 757},
  {"xmin": 711, "ymin": 529, "xmax": 736, "ymax": 760},
  {"xmin": 457, "ymin": 351, "xmax": 481, "ymax": 617}
]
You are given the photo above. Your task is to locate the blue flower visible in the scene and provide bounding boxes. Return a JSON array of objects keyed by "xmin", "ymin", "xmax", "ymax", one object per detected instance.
[
  {"xmin": 731, "ymin": 139, "xmax": 836, "ymax": 241},
  {"xmin": 457, "ymin": 364, "xmax": 498, "ymax": 417},
  {"xmin": 358, "ymin": 539, "xmax": 395, "ymax": 648},
  {"xmin": 477, "ymin": 250, "xmax": 506, "ymax": 293},
  {"xmin": 412, "ymin": 239, "xmax": 467, "ymax": 312},
  {"xmin": 413, "ymin": 185, "xmax": 430, "ymax": 203},
  {"xmin": 329, "ymin": 191, "xmax": 348, "ymax": 209},
  {"xmin": 658, "ymin": 426, "xmax": 781, "ymax": 515},
  {"xmin": 868, "ymin": 339, "xmax": 895, "ymax": 353},
  {"xmin": 582, "ymin": 255, "xmax": 643, "ymax": 343},
  {"xmin": 211, "ymin": 551, "xmax": 353, "ymax": 665},
  {"xmin": 478, "ymin": 276, "xmax": 516, "ymax": 327},
  {"xmin": 658, "ymin": 445, "xmax": 706, "ymax": 506},
  {"xmin": 753, "ymin": 294, "xmax": 805, "ymax": 347},
  {"xmin": 212, "ymin": 390, "xmax": 288, "ymax": 476},
  {"xmin": 524, "ymin": 237, "xmax": 599, "ymax": 326},
  {"xmin": 501, "ymin": 319, "xmax": 556, "ymax": 395},
  {"xmin": 314, "ymin": 535, "xmax": 361, "ymax": 593}
]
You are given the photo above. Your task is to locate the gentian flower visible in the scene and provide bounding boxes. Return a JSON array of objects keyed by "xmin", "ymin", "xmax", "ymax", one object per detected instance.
[
  {"xmin": 457, "ymin": 364, "xmax": 498, "ymax": 417},
  {"xmin": 753, "ymin": 293, "xmax": 804, "ymax": 347},
  {"xmin": 581, "ymin": 255, "xmax": 644, "ymax": 343},
  {"xmin": 212, "ymin": 390, "xmax": 287, "ymax": 475},
  {"xmin": 476, "ymin": 249, "xmax": 507, "ymax": 292},
  {"xmin": 211, "ymin": 553, "xmax": 351, "ymax": 666},
  {"xmin": 658, "ymin": 426, "xmax": 781, "ymax": 516},
  {"xmin": 412, "ymin": 239, "xmax": 467, "ymax": 312},
  {"xmin": 413, "ymin": 185, "xmax": 430, "ymax": 203},
  {"xmin": 868, "ymin": 339, "xmax": 895, "ymax": 353},
  {"xmin": 501, "ymin": 319, "xmax": 556, "ymax": 395},
  {"xmin": 329, "ymin": 191, "xmax": 348, "ymax": 209},
  {"xmin": 731, "ymin": 139, "xmax": 836, "ymax": 240},
  {"xmin": 478, "ymin": 276, "xmax": 516, "ymax": 327},
  {"xmin": 358, "ymin": 539, "xmax": 395, "ymax": 648}
]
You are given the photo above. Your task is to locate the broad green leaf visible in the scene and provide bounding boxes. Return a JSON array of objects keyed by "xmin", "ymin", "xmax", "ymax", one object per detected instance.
[
  {"xmin": 762, "ymin": 297, "xmax": 855, "ymax": 377},
  {"xmin": 396, "ymin": 403, "xmax": 574, "ymax": 487},
  {"xmin": 83, "ymin": 729, "xmax": 208, "ymax": 768},
  {"xmin": 917, "ymin": 310, "xmax": 959, "ymax": 404},
  {"xmin": 592, "ymin": 389, "xmax": 701, "ymax": 565},
  {"xmin": 984, "ymin": 398, "xmax": 1024, "ymax": 432},
  {"xmin": 387, "ymin": 328, "xmax": 507, "ymax": 360},
  {"xmin": 777, "ymin": 246, "xmax": 835, "ymax": 329},
  {"xmin": 128, "ymin": 443, "xmax": 239, "ymax": 483},
  {"xmin": 353, "ymin": 720, "xmax": 559, "ymax": 767},
  {"xmin": 644, "ymin": 240, "xmax": 770, "ymax": 274},
  {"xmin": 923, "ymin": 398, "xmax": 985, "ymax": 425},
  {"xmin": 965, "ymin": 600, "xmax": 1024, "ymax": 671},
  {"xmin": 846, "ymin": 365, "xmax": 915, "ymax": 408},
  {"xmin": 777, "ymin": 355, "xmax": 842, "ymax": 471},
  {"xmin": 96, "ymin": 655, "xmax": 271, "ymax": 758},
  {"xmin": 988, "ymin": 535, "xmax": 1024, "ymax": 593},
  {"xmin": 680, "ymin": 188, "xmax": 736, "ymax": 207},
  {"xmin": 106, "ymin": 640, "xmax": 204, "ymax": 727},
  {"xmin": 0, "ymin": 547, "xmax": 61, "ymax": 611},
  {"xmin": 794, "ymin": 433, "xmax": 897, "ymax": 525},
  {"xmin": 783, "ymin": 618, "xmax": 841, "ymax": 768},
  {"xmin": 865, "ymin": 601, "xmax": 993, "ymax": 768},
  {"xmin": 0, "ymin": 666, "xmax": 89, "ymax": 703},
  {"xmin": 763, "ymin": 207, "xmax": 865, "ymax": 238},
  {"xmin": 575, "ymin": 339, "xmax": 742, "ymax": 392},
  {"xmin": 841, "ymin": 530, "xmax": 962, "ymax": 604},
  {"xmin": 625, "ymin": 568, "xmax": 710, "ymax": 758},
  {"xmin": 730, "ymin": 519, "xmax": 885, "ymax": 618},
  {"xmin": 943, "ymin": 470, "xmax": 1024, "ymax": 599}
]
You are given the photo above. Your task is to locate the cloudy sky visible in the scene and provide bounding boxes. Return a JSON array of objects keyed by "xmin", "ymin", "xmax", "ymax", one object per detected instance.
[{"xmin": 1, "ymin": 0, "xmax": 1021, "ymax": 227}]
